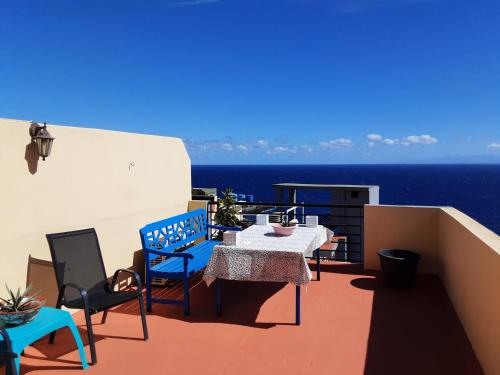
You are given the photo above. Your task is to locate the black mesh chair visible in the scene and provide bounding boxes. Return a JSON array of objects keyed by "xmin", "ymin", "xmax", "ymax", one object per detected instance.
[
  {"xmin": 0, "ymin": 329, "xmax": 17, "ymax": 375},
  {"xmin": 46, "ymin": 228, "xmax": 148, "ymax": 365}
]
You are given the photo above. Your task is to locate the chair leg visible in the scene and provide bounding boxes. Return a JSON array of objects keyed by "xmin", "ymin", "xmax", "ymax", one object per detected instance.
[
  {"xmin": 137, "ymin": 294, "xmax": 149, "ymax": 340},
  {"xmin": 183, "ymin": 277, "xmax": 190, "ymax": 316},
  {"xmin": 84, "ymin": 307, "xmax": 97, "ymax": 365},
  {"xmin": 146, "ymin": 272, "xmax": 152, "ymax": 313},
  {"xmin": 101, "ymin": 310, "xmax": 108, "ymax": 324}
]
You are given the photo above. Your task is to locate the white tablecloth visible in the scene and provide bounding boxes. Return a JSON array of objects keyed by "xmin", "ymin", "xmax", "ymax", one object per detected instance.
[{"xmin": 203, "ymin": 225, "xmax": 332, "ymax": 286}]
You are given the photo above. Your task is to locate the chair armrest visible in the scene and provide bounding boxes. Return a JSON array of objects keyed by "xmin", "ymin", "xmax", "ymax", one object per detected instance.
[
  {"xmin": 109, "ymin": 268, "xmax": 142, "ymax": 292},
  {"xmin": 142, "ymin": 248, "xmax": 194, "ymax": 259},
  {"xmin": 207, "ymin": 224, "xmax": 242, "ymax": 231}
]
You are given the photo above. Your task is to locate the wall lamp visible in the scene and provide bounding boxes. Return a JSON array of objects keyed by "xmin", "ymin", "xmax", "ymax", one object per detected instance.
[{"xmin": 29, "ymin": 122, "xmax": 55, "ymax": 161}]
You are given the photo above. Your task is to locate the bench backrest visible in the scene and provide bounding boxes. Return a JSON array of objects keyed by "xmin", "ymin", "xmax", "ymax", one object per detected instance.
[{"xmin": 139, "ymin": 209, "xmax": 208, "ymax": 259}]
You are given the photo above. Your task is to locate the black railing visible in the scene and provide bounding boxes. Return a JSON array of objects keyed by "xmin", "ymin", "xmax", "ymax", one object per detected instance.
[{"xmin": 205, "ymin": 201, "xmax": 365, "ymax": 263}]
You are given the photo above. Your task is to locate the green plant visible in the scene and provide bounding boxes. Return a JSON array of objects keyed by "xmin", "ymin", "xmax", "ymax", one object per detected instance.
[
  {"xmin": 0, "ymin": 284, "xmax": 41, "ymax": 312},
  {"xmin": 214, "ymin": 188, "xmax": 241, "ymax": 228},
  {"xmin": 280, "ymin": 218, "xmax": 298, "ymax": 227}
]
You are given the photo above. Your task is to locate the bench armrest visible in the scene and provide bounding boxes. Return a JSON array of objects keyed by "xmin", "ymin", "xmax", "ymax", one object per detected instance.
[
  {"xmin": 142, "ymin": 247, "xmax": 194, "ymax": 259},
  {"xmin": 207, "ymin": 224, "xmax": 242, "ymax": 231}
]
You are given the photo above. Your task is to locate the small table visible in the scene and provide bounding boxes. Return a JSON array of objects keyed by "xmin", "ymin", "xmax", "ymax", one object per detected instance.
[
  {"xmin": 203, "ymin": 224, "xmax": 332, "ymax": 325},
  {"xmin": 0, "ymin": 307, "xmax": 89, "ymax": 373}
]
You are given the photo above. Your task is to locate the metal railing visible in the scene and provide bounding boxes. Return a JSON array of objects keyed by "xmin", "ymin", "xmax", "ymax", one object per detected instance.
[{"xmin": 206, "ymin": 201, "xmax": 365, "ymax": 263}]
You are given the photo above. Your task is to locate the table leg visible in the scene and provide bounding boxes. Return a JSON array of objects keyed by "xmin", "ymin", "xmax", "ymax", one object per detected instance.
[
  {"xmin": 295, "ymin": 285, "xmax": 301, "ymax": 325},
  {"xmin": 216, "ymin": 278, "xmax": 222, "ymax": 316},
  {"xmin": 316, "ymin": 248, "xmax": 321, "ymax": 281},
  {"xmin": 67, "ymin": 322, "xmax": 90, "ymax": 369}
]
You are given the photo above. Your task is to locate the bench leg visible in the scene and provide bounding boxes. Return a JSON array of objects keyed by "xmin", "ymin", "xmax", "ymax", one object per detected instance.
[
  {"xmin": 216, "ymin": 278, "xmax": 222, "ymax": 316},
  {"xmin": 296, "ymin": 285, "xmax": 301, "ymax": 325},
  {"xmin": 183, "ymin": 277, "xmax": 190, "ymax": 316}
]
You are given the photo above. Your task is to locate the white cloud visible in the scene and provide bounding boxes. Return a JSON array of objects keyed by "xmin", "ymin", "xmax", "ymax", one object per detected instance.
[
  {"xmin": 405, "ymin": 134, "xmax": 438, "ymax": 144},
  {"xmin": 236, "ymin": 144, "xmax": 249, "ymax": 152},
  {"xmin": 383, "ymin": 138, "xmax": 398, "ymax": 145},
  {"xmin": 267, "ymin": 146, "xmax": 291, "ymax": 154},
  {"xmin": 300, "ymin": 145, "xmax": 314, "ymax": 153},
  {"xmin": 320, "ymin": 138, "xmax": 353, "ymax": 149},
  {"xmin": 367, "ymin": 133, "xmax": 383, "ymax": 141},
  {"xmin": 488, "ymin": 142, "xmax": 500, "ymax": 149},
  {"xmin": 256, "ymin": 139, "xmax": 268, "ymax": 148},
  {"xmin": 220, "ymin": 142, "xmax": 234, "ymax": 151},
  {"xmin": 369, "ymin": 134, "xmax": 438, "ymax": 146}
]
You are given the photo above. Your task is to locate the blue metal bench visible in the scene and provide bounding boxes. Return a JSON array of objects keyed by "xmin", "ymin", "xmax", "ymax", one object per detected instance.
[{"xmin": 139, "ymin": 209, "xmax": 240, "ymax": 316}]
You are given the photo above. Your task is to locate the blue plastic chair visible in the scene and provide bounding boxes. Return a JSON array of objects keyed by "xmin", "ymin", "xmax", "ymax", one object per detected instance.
[{"xmin": 0, "ymin": 307, "xmax": 89, "ymax": 373}]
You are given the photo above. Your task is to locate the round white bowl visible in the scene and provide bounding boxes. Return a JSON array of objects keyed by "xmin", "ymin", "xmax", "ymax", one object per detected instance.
[{"xmin": 271, "ymin": 223, "xmax": 297, "ymax": 236}]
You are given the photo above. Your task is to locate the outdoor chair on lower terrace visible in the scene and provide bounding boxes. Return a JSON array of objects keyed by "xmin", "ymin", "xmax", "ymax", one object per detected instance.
[{"xmin": 46, "ymin": 228, "xmax": 148, "ymax": 365}]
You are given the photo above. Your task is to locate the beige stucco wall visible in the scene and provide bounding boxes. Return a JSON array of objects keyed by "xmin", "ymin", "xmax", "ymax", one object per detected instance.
[
  {"xmin": 0, "ymin": 118, "xmax": 191, "ymax": 303},
  {"xmin": 364, "ymin": 205, "xmax": 440, "ymax": 273},
  {"xmin": 438, "ymin": 208, "xmax": 500, "ymax": 375},
  {"xmin": 365, "ymin": 204, "xmax": 500, "ymax": 374}
]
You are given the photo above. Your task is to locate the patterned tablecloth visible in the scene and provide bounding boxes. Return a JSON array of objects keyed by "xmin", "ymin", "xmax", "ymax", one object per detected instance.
[{"xmin": 203, "ymin": 225, "xmax": 332, "ymax": 286}]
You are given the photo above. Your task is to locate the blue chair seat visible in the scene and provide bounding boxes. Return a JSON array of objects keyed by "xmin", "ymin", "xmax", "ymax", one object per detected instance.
[
  {"xmin": 65, "ymin": 290, "xmax": 139, "ymax": 312},
  {"xmin": 150, "ymin": 240, "xmax": 219, "ymax": 277}
]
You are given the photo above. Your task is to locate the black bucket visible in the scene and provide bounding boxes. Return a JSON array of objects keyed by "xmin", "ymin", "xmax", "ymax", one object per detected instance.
[{"xmin": 377, "ymin": 249, "xmax": 421, "ymax": 288}]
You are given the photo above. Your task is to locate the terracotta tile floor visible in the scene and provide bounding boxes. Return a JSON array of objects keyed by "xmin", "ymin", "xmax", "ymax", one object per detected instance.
[{"xmin": 12, "ymin": 263, "xmax": 483, "ymax": 375}]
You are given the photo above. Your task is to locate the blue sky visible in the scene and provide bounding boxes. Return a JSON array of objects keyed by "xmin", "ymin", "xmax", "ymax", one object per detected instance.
[{"xmin": 1, "ymin": 0, "xmax": 499, "ymax": 164}]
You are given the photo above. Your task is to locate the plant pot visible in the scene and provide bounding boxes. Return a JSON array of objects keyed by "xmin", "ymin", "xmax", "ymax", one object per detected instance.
[
  {"xmin": 377, "ymin": 249, "xmax": 421, "ymax": 288},
  {"xmin": 0, "ymin": 298, "xmax": 45, "ymax": 327}
]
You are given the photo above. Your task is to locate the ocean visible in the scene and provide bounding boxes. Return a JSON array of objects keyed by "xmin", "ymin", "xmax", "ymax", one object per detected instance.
[{"xmin": 192, "ymin": 164, "xmax": 500, "ymax": 235}]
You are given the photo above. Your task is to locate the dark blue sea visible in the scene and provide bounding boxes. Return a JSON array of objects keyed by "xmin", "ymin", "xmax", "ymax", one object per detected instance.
[{"xmin": 192, "ymin": 164, "xmax": 500, "ymax": 235}]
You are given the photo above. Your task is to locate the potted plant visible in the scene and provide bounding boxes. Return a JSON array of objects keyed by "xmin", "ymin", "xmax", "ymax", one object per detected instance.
[
  {"xmin": 214, "ymin": 188, "xmax": 245, "ymax": 239},
  {"xmin": 0, "ymin": 285, "xmax": 45, "ymax": 326}
]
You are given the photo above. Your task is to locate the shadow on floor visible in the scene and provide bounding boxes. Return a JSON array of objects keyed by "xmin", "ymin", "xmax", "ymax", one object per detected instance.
[
  {"xmin": 22, "ymin": 321, "xmax": 142, "ymax": 374},
  {"xmin": 350, "ymin": 273, "xmax": 484, "ymax": 375},
  {"xmin": 112, "ymin": 275, "xmax": 288, "ymax": 328},
  {"xmin": 309, "ymin": 261, "xmax": 370, "ymax": 276}
]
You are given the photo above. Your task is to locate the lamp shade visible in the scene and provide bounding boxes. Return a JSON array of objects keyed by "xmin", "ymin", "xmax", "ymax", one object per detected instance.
[{"xmin": 34, "ymin": 127, "xmax": 54, "ymax": 160}]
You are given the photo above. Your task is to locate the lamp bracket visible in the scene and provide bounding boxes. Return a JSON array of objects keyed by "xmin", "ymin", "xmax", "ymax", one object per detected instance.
[{"xmin": 29, "ymin": 122, "xmax": 47, "ymax": 138}]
